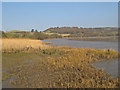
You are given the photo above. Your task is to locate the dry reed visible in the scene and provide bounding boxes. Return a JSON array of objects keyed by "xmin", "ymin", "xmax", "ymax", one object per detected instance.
[{"xmin": 2, "ymin": 38, "xmax": 51, "ymax": 53}]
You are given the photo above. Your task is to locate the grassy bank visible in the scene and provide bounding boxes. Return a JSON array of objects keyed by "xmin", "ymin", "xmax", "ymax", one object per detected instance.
[
  {"xmin": 2, "ymin": 38, "xmax": 120, "ymax": 88},
  {"xmin": 69, "ymin": 36, "xmax": 118, "ymax": 42}
]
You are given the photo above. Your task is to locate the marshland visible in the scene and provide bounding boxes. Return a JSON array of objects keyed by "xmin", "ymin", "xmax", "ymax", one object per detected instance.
[
  {"xmin": 2, "ymin": 37, "xmax": 120, "ymax": 88},
  {"xmin": 2, "ymin": 2, "xmax": 119, "ymax": 88}
]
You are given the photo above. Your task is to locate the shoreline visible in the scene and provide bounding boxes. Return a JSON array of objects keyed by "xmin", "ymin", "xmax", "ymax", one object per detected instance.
[
  {"xmin": 43, "ymin": 36, "xmax": 118, "ymax": 42},
  {"xmin": 68, "ymin": 36, "xmax": 118, "ymax": 42}
]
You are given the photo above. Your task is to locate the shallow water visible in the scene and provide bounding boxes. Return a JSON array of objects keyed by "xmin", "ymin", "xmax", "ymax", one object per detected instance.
[
  {"xmin": 43, "ymin": 38, "xmax": 118, "ymax": 51},
  {"xmin": 2, "ymin": 60, "xmax": 33, "ymax": 88},
  {"xmin": 43, "ymin": 38, "xmax": 119, "ymax": 78},
  {"xmin": 2, "ymin": 76, "xmax": 16, "ymax": 88},
  {"xmin": 94, "ymin": 59, "xmax": 119, "ymax": 78}
]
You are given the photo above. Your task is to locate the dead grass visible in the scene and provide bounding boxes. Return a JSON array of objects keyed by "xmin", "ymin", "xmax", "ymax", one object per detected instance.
[
  {"xmin": 44, "ymin": 32, "xmax": 70, "ymax": 37},
  {"xmin": 2, "ymin": 38, "xmax": 52, "ymax": 53},
  {"xmin": 4, "ymin": 47, "xmax": 119, "ymax": 88}
]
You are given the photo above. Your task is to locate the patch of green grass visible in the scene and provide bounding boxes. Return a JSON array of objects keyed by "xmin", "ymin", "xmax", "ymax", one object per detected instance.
[
  {"xmin": 2, "ymin": 48, "xmax": 64, "ymax": 69},
  {"xmin": 3, "ymin": 52, "xmax": 35, "ymax": 68},
  {"xmin": 5, "ymin": 32, "xmax": 23, "ymax": 38},
  {"xmin": 7, "ymin": 30, "xmax": 25, "ymax": 33}
]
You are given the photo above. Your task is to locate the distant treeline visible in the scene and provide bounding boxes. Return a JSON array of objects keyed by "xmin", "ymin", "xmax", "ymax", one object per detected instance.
[{"xmin": 44, "ymin": 27, "xmax": 118, "ymax": 37}]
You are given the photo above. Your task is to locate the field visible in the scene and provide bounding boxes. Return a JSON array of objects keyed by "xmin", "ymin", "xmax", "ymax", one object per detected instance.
[
  {"xmin": 2, "ymin": 38, "xmax": 120, "ymax": 88},
  {"xmin": 44, "ymin": 32, "xmax": 70, "ymax": 37}
]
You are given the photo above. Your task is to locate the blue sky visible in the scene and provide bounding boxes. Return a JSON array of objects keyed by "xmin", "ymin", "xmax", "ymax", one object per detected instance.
[{"xmin": 2, "ymin": 2, "xmax": 118, "ymax": 31}]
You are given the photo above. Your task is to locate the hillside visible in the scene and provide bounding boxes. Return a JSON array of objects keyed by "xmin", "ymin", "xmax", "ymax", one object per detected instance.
[
  {"xmin": 7, "ymin": 30, "xmax": 27, "ymax": 33},
  {"xmin": 44, "ymin": 27, "xmax": 118, "ymax": 37},
  {"xmin": 2, "ymin": 27, "xmax": 118, "ymax": 39},
  {"xmin": 2, "ymin": 30, "xmax": 62, "ymax": 40}
]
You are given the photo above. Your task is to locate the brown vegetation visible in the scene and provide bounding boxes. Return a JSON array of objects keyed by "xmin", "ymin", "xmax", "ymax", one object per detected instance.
[
  {"xmin": 2, "ymin": 38, "xmax": 51, "ymax": 53},
  {"xmin": 2, "ymin": 38, "xmax": 120, "ymax": 88}
]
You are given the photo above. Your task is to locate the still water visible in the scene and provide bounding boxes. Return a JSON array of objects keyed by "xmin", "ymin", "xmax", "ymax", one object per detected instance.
[
  {"xmin": 94, "ymin": 59, "xmax": 119, "ymax": 78},
  {"xmin": 43, "ymin": 38, "xmax": 119, "ymax": 78},
  {"xmin": 43, "ymin": 38, "xmax": 118, "ymax": 51}
]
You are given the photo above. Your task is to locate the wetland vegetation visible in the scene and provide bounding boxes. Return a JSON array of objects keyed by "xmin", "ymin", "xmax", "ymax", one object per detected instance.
[
  {"xmin": 2, "ymin": 38, "xmax": 120, "ymax": 88},
  {"xmin": 2, "ymin": 1, "xmax": 119, "ymax": 88}
]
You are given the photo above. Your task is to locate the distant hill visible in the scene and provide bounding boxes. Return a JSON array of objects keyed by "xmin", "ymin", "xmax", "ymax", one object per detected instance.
[
  {"xmin": 2, "ymin": 30, "xmax": 62, "ymax": 40},
  {"xmin": 7, "ymin": 30, "xmax": 28, "ymax": 33},
  {"xmin": 44, "ymin": 27, "xmax": 118, "ymax": 37}
]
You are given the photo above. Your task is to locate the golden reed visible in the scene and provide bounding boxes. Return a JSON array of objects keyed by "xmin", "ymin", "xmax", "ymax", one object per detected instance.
[{"xmin": 2, "ymin": 38, "xmax": 51, "ymax": 53}]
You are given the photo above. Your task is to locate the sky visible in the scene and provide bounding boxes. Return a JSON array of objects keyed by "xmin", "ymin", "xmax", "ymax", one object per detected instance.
[
  {"xmin": 2, "ymin": 0, "xmax": 120, "ymax": 2},
  {"xmin": 2, "ymin": 2, "xmax": 118, "ymax": 31}
]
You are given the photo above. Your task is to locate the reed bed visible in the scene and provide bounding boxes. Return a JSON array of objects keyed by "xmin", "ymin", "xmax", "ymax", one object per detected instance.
[{"xmin": 2, "ymin": 38, "xmax": 51, "ymax": 53}]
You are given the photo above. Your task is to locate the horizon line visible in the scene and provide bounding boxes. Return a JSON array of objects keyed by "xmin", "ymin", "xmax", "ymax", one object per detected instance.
[{"xmin": 2, "ymin": 26, "xmax": 118, "ymax": 32}]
